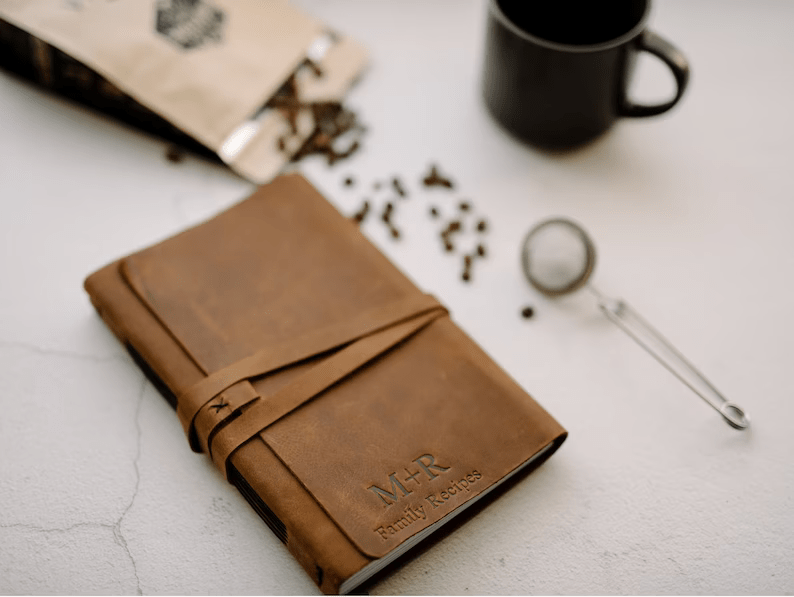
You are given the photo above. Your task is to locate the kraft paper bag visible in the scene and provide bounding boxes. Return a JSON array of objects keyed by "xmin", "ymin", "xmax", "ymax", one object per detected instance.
[{"xmin": 0, "ymin": 0, "xmax": 367, "ymax": 182}]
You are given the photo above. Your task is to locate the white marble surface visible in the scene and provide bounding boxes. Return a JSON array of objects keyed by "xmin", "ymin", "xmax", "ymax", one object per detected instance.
[{"xmin": 2, "ymin": 0, "xmax": 793, "ymax": 594}]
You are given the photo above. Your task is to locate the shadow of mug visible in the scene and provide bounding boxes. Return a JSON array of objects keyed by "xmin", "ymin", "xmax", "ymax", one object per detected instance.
[{"xmin": 482, "ymin": 0, "xmax": 690, "ymax": 149}]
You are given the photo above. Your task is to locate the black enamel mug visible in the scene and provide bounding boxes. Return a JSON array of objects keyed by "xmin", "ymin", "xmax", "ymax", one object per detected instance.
[{"xmin": 482, "ymin": 0, "xmax": 690, "ymax": 149}]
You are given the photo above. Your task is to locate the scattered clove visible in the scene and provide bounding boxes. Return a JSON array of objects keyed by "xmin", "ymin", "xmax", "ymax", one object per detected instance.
[
  {"xmin": 461, "ymin": 253, "xmax": 474, "ymax": 282},
  {"xmin": 422, "ymin": 163, "xmax": 455, "ymax": 189},
  {"xmin": 304, "ymin": 58, "xmax": 324, "ymax": 78},
  {"xmin": 351, "ymin": 200, "xmax": 370, "ymax": 224},
  {"xmin": 392, "ymin": 177, "xmax": 408, "ymax": 198},
  {"xmin": 380, "ymin": 201, "xmax": 402, "ymax": 239},
  {"xmin": 342, "ymin": 165, "xmax": 491, "ymax": 283},
  {"xmin": 381, "ymin": 202, "xmax": 394, "ymax": 223},
  {"xmin": 164, "ymin": 144, "xmax": 186, "ymax": 163}
]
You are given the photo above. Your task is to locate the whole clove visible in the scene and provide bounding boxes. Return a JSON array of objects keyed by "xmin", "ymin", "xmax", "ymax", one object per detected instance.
[
  {"xmin": 381, "ymin": 202, "xmax": 394, "ymax": 223},
  {"xmin": 165, "ymin": 144, "xmax": 186, "ymax": 163},
  {"xmin": 269, "ymin": 75, "xmax": 301, "ymax": 134},
  {"xmin": 392, "ymin": 177, "xmax": 408, "ymax": 198},
  {"xmin": 379, "ymin": 201, "xmax": 402, "ymax": 240},
  {"xmin": 326, "ymin": 139, "xmax": 361, "ymax": 166},
  {"xmin": 422, "ymin": 164, "xmax": 455, "ymax": 189},
  {"xmin": 439, "ymin": 218, "xmax": 465, "ymax": 254},
  {"xmin": 351, "ymin": 200, "xmax": 370, "ymax": 224},
  {"xmin": 461, "ymin": 254, "xmax": 473, "ymax": 282},
  {"xmin": 304, "ymin": 58, "xmax": 324, "ymax": 78}
]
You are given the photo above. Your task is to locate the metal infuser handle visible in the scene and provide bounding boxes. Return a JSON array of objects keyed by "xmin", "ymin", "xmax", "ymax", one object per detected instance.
[{"xmin": 589, "ymin": 286, "xmax": 750, "ymax": 430}]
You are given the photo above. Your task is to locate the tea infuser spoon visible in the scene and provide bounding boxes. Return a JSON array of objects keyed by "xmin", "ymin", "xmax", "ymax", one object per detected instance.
[{"xmin": 520, "ymin": 217, "xmax": 749, "ymax": 430}]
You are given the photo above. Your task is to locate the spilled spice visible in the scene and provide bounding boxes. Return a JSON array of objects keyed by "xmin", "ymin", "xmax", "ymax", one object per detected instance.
[
  {"xmin": 381, "ymin": 202, "xmax": 394, "ymax": 223},
  {"xmin": 351, "ymin": 200, "xmax": 370, "ymax": 224},
  {"xmin": 343, "ymin": 164, "xmax": 490, "ymax": 283},
  {"xmin": 164, "ymin": 143, "xmax": 186, "ymax": 163},
  {"xmin": 460, "ymin": 243, "xmax": 488, "ymax": 282},
  {"xmin": 521, "ymin": 306, "xmax": 535, "ymax": 319},
  {"xmin": 270, "ymin": 70, "xmax": 366, "ymax": 167},
  {"xmin": 304, "ymin": 57, "xmax": 323, "ymax": 78},
  {"xmin": 380, "ymin": 201, "xmax": 401, "ymax": 239},
  {"xmin": 392, "ymin": 177, "xmax": 408, "ymax": 198},
  {"xmin": 291, "ymin": 102, "xmax": 364, "ymax": 165},
  {"xmin": 422, "ymin": 164, "xmax": 455, "ymax": 189},
  {"xmin": 440, "ymin": 219, "xmax": 462, "ymax": 253},
  {"xmin": 461, "ymin": 252, "xmax": 479, "ymax": 283}
]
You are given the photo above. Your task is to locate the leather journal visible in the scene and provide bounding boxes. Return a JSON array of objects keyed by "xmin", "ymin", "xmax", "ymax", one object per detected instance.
[{"xmin": 83, "ymin": 173, "xmax": 567, "ymax": 594}]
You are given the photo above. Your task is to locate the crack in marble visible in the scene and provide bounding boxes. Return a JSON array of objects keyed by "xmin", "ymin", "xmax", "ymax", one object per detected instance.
[
  {"xmin": 0, "ymin": 340, "xmax": 125, "ymax": 363},
  {"xmin": 111, "ymin": 373, "xmax": 147, "ymax": 596},
  {"xmin": 1, "ymin": 519, "xmax": 143, "ymax": 593},
  {"xmin": 2, "ymin": 374, "xmax": 148, "ymax": 594},
  {"xmin": 0, "ymin": 520, "xmax": 115, "ymax": 534}
]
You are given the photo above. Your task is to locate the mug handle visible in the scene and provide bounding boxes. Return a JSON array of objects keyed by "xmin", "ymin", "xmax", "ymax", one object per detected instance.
[{"xmin": 620, "ymin": 30, "xmax": 690, "ymax": 118}]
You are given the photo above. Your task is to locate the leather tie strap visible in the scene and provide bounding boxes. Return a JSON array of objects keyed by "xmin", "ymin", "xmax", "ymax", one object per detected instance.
[
  {"xmin": 210, "ymin": 307, "xmax": 445, "ymax": 479},
  {"xmin": 176, "ymin": 293, "xmax": 444, "ymax": 446}
]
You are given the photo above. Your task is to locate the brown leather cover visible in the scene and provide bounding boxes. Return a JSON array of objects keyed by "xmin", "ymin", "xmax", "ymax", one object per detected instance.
[{"xmin": 83, "ymin": 173, "xmax": 567, "ymax": 594}]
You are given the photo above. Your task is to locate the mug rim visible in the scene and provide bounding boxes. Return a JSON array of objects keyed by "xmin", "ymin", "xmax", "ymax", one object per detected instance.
[{"xmin": 489, "ymin": 0, "xmax": 652, "ymax": 53}]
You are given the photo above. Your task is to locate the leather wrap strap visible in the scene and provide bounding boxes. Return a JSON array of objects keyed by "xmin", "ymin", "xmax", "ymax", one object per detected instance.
[
  {"xmin": 210, "ymin": 307, "xmax": 444, "ymax": 478},
  {"xmin": 176, "ymin": 293, "xmax": 442, "ymax": 441},
  {"xmin": 174, "ymin": 293, "xmax": 447, "ymax": 474}
]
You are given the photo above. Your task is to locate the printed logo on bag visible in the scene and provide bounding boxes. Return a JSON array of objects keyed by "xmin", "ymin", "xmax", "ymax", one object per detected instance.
[{"xmin": 155, "ymin": 0, "xmax": 225, "ymax": 50}]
